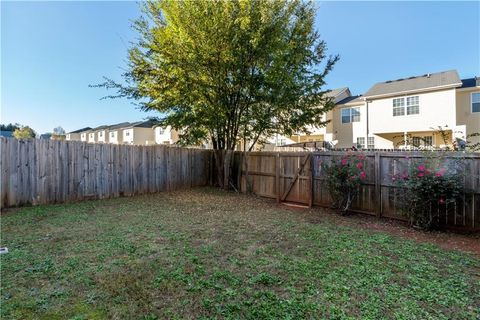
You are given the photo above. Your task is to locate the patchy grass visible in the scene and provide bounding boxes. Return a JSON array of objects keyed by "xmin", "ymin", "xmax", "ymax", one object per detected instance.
[{"xmin": 1, "ymin": 188, "xmax": 479, "ymax": 319}]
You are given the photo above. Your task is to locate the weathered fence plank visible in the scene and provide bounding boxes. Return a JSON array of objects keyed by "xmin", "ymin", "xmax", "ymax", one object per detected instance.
[
  {"xmin": 236, "ymin": 150, "xmax": 480, "ymax": 231},
  {"xmin": 0, "ymin": 138, "xmax": 212, "ymax": 208}
]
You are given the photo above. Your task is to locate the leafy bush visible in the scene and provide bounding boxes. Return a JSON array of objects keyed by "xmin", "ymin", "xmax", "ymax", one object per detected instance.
[
  {"xmin": 393, "ymin": 156, "xmax": 464, "ymax": 230},
  {"xmin": 322, "ymin": 151, "xmax": 366, "ymax": 214}
]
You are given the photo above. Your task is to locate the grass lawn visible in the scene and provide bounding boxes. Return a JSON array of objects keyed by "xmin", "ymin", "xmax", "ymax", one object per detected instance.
[{"xmin": 1, "ymin": 188, "xmax": 479, "ymax": 319}]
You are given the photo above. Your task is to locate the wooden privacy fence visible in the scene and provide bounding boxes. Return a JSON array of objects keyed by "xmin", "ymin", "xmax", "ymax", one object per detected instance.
[
  {"xmin": 234, "ymin": 151, "xmax": 480, "ymax": 231},
  {"xmin": 0, "ymin": 138, "xmax": 212, "ymax": 208}
]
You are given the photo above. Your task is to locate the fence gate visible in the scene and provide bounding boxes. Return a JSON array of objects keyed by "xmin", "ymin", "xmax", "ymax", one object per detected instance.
[{"xmin": 278, "ymin": 153, "xmax": 313, "ymax": 206}]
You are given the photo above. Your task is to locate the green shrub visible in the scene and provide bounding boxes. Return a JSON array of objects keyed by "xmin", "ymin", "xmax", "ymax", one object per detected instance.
[
  {"xmin": 322, "ymin": 151, "xmax": 366, "ymax": 214},
  {"xmin": 393, "ymin": 155, "xmax": 464, "ymax": 230}
]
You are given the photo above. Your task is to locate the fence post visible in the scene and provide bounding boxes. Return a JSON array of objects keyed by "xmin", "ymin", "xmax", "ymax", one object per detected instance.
[
  {"xmin": 308, "ymin": 153, "xmax": 314, "ymax": 208},
  {"xmin": 374, "ymin": 152, "xmax": 381, "ymax": 217},
  {"xmin": 276, "ymin": 152, "xmax": 280, "ymax": 203}
]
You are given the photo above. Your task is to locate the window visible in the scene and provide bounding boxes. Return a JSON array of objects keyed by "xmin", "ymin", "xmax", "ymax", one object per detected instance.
[
  {"xmin": 407, "ymin": 96, "xmax": 419, "ymax": 115},
  {"xmin": 356, "ymin": 137, "xmax": 365, "ymax": 149},
  {"xmin": 393, "ymin": 98, "xmax": 405, "ymax": 116},
  {"xmin": 99, "ymin": 132, "xmax": 103, "ymax": 137},
  {"xmin": 367, "ymin": 137, "xmax": 375, "ymax": 149},
  {"xmin": 423, "ymin": 136, "xmax": 433, "ymax": 146},
  {"xmin": 125, "ymin": 131, "xmax": 130, "ymax": 137},
  {"xmin": 157, "ymin": 128, "xmax": 165, "ymax": 135},
  {"xmin": 341, "ymin": 107, "xmax": 360, "ymax": 123},
  {"xmin": 277, "ymin": 139, "xmax": 286, "ymax": 146},
  {"xmin": 412, "ymin": 136, "xmax": 432, "ymax": 147},
  {"xmin": 110, "ymin": 132, "xmax": 115, "ymax": 137},
  {"xmin": 412, "ymin": 136, "xmax": 421, "ymax": 147},
  {"xmin": 472, "ymin": 92, "xmax": 480, "ymax": 113}
]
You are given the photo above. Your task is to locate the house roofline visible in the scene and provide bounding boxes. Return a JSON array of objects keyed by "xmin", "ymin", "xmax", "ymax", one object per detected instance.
[{"xmin": 364, "ymin": 83, "xmax": 462, "ymax": 100}]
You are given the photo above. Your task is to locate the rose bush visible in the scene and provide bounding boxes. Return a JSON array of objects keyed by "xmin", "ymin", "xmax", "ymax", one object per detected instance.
[
  {"xmin": 393, "ymin": 158, "xmax": 464, "ymax": 230},
  {"xmin": 322, "ymin": 151, "xmax": 366, "ymax": 214}
]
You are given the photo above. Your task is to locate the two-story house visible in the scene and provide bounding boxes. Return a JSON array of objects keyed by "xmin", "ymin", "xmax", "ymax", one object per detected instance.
[
  {"xmin": 66, "ymin": 127, "xmax": 91, "ymax": 141},
  {"xmin": 154, "ymin": 125, "xmax": 180, "ymax": 145},
  {"xmin": 289, "ymin": 87, "xmax": 352, "ymax": 143},
  {"xmin": 327, "ymin": 70, "xmax": 479, "ymax": 149},
  {"xmin": 122, "ymin": 120, "xmax": 158, "ymax": 145},
  {"xmin": 108, "ymin": 122, "xmax": 131, "ymax": 144}
]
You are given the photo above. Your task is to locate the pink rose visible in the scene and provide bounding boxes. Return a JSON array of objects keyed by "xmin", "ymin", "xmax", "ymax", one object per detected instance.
[
  {"xmin": 418, "ymin": 172, "xmax": 424, "ymax": 177},
  {"xmin": 360, "ymin": 171, "xmax": 366, "ymax": 180},
  {"xmin": 356, "ymin": 162, "xmax": 363, "ymax": 169},
  {"xmin": 418, "ymin": 165, "xmax": 425, "ymax": 171},
  {"xmin": 341, "ymin": 159, "xmax": 347, "ymax": 166}
]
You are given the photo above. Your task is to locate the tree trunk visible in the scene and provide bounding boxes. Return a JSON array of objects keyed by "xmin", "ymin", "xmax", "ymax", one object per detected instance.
[{"xmin": 213, "ymin": 149, "xmax": 234, "ymax": 190}]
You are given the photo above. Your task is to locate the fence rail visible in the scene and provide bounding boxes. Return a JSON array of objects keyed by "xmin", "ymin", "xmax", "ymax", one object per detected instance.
[
  {"xmin": 234, "ymin": 151, "xmax": 480, "ymax": 231},
  {"xmin": 1, "ymin": 138, "xmax": 479, "ymax": 231},
  {"xmin": 0, "ymin": 138, "xmax": 212, "ymax": 208}
]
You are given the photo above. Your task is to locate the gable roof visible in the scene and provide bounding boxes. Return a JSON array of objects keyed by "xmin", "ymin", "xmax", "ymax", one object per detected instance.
[
  {"xmin": 364, "ymin": 70, "xmax": 462, "ymax": 98},
  {"xmin": 460, "ymin": 77, "xmax": 480, "ymax": 88},
  {"xmin": 126, "ymin": 120, "xmax": 159, "ymax": 129},
  {"xmin": 326, "ymin": 87, "xmax": 349, "ymax": 98},
  {"xmin": 68, "ymin": 127, "xmax": 91, "ymax": 134},
  {"xmin": 108, "ymin": 122, "xmax": 131, "ymax": 130},
  {"xmin": 336, "ymin": 95, "xmax": 364, "ymax": 105}
]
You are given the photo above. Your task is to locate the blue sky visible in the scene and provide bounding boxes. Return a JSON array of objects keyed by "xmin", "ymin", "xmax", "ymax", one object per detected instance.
[{"xmin": 2, "ymin": 1, "xmax": 479, "ymax": 134}]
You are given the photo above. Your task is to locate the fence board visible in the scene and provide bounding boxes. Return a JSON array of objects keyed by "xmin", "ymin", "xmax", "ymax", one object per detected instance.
[
  {"xmin": 237, "ymin": 150, "xmax": 480, "ymax": 231},
  {"xmin": 0, "ymin": 138, "xmax": 212, "ymax": 208}
]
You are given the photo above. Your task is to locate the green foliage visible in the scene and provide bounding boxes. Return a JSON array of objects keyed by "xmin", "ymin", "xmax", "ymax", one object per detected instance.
[
  {"xmin": 94, "ymin": 0, "xmax": 338, "ymax": 151},
  {"xmin": 322, "ymin": 151, "xmax": 366, "ymax": 214},
  {"xmin": 393, "ymin": 154, "xmax": 465, "ymax": 230},
  {"xmin": 0, "ymin": 123, "xmax": 20, "ymax": 132},
  {"xmin": 12, "ymin": 126, "xmax": 36, "ymax": 139}
]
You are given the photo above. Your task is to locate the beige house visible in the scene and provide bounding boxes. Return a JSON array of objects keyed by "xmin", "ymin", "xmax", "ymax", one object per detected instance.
[
  {"xmin": 108, "ymin": 122, "xmax": 131, "ymax": 144},
  {"xmin": 66, "ymin": 127, "xmax": 91, "ymax": 141},
  {"xmin": 324, "ymin": 70, "xmax": 479, "ymax": 149},
  {"xmin": 122, "ymin": 120, "xmax": 157, "ymax": 145},
  {"xmin": 154, "ymin": 125, "xmax": 180, "ymax": 145},
  {"xmin": 289, "ymin": 87, "xmax": 351, "ymax": 143}
]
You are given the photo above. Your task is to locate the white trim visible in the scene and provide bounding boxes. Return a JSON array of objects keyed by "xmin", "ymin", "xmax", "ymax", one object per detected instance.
[
  {"xmin": 340, "ymin": 106, "xmax": 361, "ymax": 124},
  {"xmin": 456, "ymin": 86, "xmax": 480, "ymax": 92},
  {"xmin": 365, "ymin": 83, "xmax": 461, "ymax": 100},
  {"xmin": 471, "ymin": 91, "xmax": 480, "ymax": 113}
]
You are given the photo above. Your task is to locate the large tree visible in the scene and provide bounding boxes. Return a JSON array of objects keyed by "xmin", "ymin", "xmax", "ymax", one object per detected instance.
[{"xmin": 96, "ymin": 0, "xmax": 338, "ymax": 187}]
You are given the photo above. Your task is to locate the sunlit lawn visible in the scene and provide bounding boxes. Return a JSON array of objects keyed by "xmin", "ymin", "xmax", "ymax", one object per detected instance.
[{"xmin": 1, "ymin": 188, "xmax": 479, "ymax": 319}]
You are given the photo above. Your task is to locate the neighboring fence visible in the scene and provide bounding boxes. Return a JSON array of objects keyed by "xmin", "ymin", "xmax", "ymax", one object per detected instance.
[
  {"xmin": 234, "ymin": 151, "xmax": 480, "ymax": 231},
  {"xmin": 0, "ymin": 137, "xmax": 212, "ymax": 208}
]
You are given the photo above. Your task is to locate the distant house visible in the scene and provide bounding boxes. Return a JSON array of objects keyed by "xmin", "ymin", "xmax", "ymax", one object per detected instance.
[
  {"xmin": 289, "ymin": 87, "xmax": 352, "ymax": 143},
  {"xmin": 122, "ymin": 120, "xmax": 158, "ymax": 145},
  {"xmin": 40, "ymin": 133, "xmax": 52, "ymax": 140},
  {"xmin": 329, "ymin": 70, "xmax": 480, "ymax": 149},
  {"xmin": 108, "ymin": 122, "xmax": 131, "ymax": 144},
  {"xmin": 66, "ymin": 127, "xmax": 91, "ymax": 141},
  {"xmin": 80, "ymin": 130, "xmax": 90, "ymax": 142},
  {"xmin": 154, "ymin": 125, "xmax": 179, "ymax": 145},
  {"xmin": 0, "ymin": 131, "xmax": 13, "ymax": 138}
]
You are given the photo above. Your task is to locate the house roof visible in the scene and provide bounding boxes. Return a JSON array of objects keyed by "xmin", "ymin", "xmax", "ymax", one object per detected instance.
[
  {"xmin": 68, "ymin": 127, "xmax": 91, "ymax": 134},
  {"xmin": 364, "ymin": 70, "xmax": 462, "ymax": 98},
  {"xmin": 460, "ymin": 77, "xmax": 480, "ymax": 88},
  {"xmin": 126, "ymin": 120, "xmax": 159, "ymax": 129},
  {"xmin": 336, "ymin": 95, "xmax": 364, "ymax": 105},
  {"xmin": 326, "ymin": 87, "xmax": 349, "ymax": 98},
  {"xmin": 108, "ymin": 122, "xmax": 131, "ymax": 130},
  {"xmin": 0, "ymin": 131, "xmax": 13, "ymax": 138}
]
